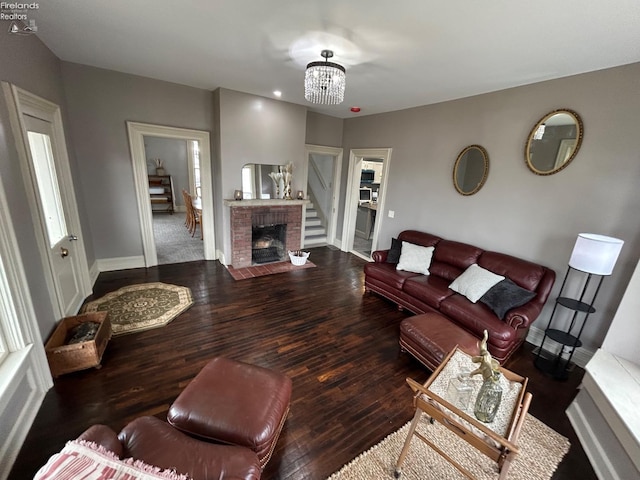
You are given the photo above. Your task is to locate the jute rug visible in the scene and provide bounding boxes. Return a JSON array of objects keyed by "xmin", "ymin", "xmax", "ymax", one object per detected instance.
[
  {"xmin": 327, "ymin": 413, "xmax": 569, "ymax": 480},
  {"xmin": 81, "ymin": 282, "xmax": 193, "ymax": 336}
]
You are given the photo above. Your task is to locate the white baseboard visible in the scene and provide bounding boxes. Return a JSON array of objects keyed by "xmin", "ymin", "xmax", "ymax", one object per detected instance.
[
  {"xmin": 96, "ymin": 256, "xmax": 145, "ymax": 272},
  {"xmin": 88, "ymin": 260, "xmax": 100, "ymax": 286},
  {"xmin": 526, "ymin": 325, "xmax": 594, "ymax": 368},
  {"xmin": 216, "ymin": 250, "xmax": 228, "ymax": 266}
]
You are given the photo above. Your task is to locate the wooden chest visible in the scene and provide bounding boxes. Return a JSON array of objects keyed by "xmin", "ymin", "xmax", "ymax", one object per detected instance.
[{"xmin": 45, "ymin": 311, "xmax": 111, "ymax": 377}]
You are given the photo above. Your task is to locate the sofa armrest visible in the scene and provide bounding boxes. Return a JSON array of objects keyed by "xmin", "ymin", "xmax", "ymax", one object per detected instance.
[
  {"xmin": 371, "ymin": 249, "xmax": 389, "ymax": 263},
  {"xmin": 77, "ymin": 424, "xmax": 124, "ymax": 457},
  {"xmin": 505, "ymin": 267, "xmax": 555, "ymax": 330}
]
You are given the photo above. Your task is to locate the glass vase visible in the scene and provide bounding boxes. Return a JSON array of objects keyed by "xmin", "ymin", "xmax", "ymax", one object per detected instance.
[
  {"xmin": 474, "ymin": 371, "xmax": 503, "ymax": 423},
  {"xmin": 446, "ymin": 371, "xmax": 473, "ymax": 411}
]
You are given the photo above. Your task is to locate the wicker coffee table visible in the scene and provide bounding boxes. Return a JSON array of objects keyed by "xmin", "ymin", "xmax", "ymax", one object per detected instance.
[{"xmin": 395, "ymin": 347, "xmax": 532, "ymax": 480}]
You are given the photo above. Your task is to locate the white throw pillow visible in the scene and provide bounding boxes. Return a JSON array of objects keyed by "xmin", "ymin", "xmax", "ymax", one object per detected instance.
[
  {"xmin": 396, "ymin": 242, "xmax": 434, "ymax": 275},
  {"xmin": 449, "ymin": 264, "xmax": 505, "ymax": 303}
]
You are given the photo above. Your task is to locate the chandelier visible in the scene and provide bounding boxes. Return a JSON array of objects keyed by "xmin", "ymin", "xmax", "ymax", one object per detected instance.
[{"xmin": 304, "ymin": 50, "xmax": 346, "ymax": 105}]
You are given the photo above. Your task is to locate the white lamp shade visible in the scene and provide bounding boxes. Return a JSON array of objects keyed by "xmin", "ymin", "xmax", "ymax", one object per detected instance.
[{"xmin": 568, "ymin": 233, "xmax": 624, "ymax": 275}]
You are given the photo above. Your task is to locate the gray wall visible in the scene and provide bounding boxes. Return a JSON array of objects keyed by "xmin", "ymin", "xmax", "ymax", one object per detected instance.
[
  {"xmin": 305, "ymin": 111, "xmax": 344, "ymax": 147},
  {"xmin": 144, "ymin": 136, "xmax": 189, "ymax": 207},
  {"xmin": 60, "ymin": 62, "xmax": 213, "ymax": 260},
  {"xmin": 341, "ymin": 62, "xmax": 640, "ymax": 352},
  {"xmin": 215, "ymin": 88, "xmax": 307, "ymax": 263},
  {"xmin": 0, "ymin": 34, "xmax": 91, "ymax": 339}
]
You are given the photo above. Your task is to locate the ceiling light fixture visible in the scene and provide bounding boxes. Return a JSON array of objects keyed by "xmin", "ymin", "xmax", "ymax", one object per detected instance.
[{"xmin": 304, "ymin": 50, "xmax": 346, "ymax": 105}]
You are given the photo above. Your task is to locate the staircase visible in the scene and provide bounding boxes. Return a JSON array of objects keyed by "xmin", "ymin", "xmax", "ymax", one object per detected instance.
[{"xmin": 304, "ymin": 201, "xmax": 327, "ymax": 247}]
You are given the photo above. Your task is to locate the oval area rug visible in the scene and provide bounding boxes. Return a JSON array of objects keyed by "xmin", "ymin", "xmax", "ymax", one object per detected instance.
[{"xmin": 81, "ymin": 282, "xmax": 193, "ymax": 336}]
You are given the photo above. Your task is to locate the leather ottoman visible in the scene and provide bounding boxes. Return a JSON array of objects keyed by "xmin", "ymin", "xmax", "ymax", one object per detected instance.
[
  {"xmin": 167, "ymin": 357, "xmax": 292, "ymax": 468},
  {"xmin": 400, "ymin": 313, "xmax": 480, "ymax": 370}
]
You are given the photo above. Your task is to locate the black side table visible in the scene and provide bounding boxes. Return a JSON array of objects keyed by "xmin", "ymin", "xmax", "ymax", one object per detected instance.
[{"xmin": 534, "ymin": 266, "xmax": 603, "ymax": 380}]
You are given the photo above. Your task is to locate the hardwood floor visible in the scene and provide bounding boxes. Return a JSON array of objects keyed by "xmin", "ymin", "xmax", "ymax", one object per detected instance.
[{"xmin": 10, "ymin": 247, "xmax": 597, "ymax": 479}]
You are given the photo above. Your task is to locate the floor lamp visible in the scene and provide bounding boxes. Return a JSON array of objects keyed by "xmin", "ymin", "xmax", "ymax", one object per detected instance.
[{"xmin": 535, "ymin": 233, "xmax": 624, "ymax": 379}]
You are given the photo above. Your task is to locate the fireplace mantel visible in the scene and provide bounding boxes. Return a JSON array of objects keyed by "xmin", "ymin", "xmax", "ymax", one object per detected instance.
[{"xmin": 225, "ymin": 199, "xmax": 308, "ymax": 207}]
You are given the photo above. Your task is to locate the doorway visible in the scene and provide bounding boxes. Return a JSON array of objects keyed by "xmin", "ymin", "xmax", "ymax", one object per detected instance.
[
  {"xmin": 144, "ymin": 136, "xmax": 204, "ymax": 264},
  {"xmin": 127, "ymin": 122, "xmax": 215, "ymax": 267},
  {"xmin": 303, "ymin": 145, "xmax": 343, "ymax": 247},
  {"xmin": 342, "ymin": 148, "xmax": 392, "ymax": 260}
]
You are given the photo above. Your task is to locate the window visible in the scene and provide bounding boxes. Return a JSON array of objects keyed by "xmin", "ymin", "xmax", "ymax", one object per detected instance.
[
  {"xmin": 191, "ymin": 140, "xmax": 201, "ymax": 197},
  {"xmin": 27, "ymin": 131, "xmax": 68, "ymax": 247}
]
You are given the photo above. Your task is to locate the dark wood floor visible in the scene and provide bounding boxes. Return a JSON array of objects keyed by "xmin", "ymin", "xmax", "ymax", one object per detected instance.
[{"xmin": 10, "ymin": 247, "xmax": 597, "ymax": 479}]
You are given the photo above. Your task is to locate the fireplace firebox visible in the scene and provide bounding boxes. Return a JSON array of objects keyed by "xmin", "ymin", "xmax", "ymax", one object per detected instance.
[{"xmin": 252, "ymin": 224, "xmax": 287, "ymax": 264}]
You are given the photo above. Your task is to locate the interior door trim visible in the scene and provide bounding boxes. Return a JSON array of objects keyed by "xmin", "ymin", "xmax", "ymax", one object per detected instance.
[
  {"xmin": 127, "ymin": 122, "xmax": 215, "ymax": 266},
  {"xmin": 303, "ymin": 144, "xmax": 343, "ymax": 247},
  {"xmin": 342, "ymin": 148, "xmax": 392, "ymax": 259}
]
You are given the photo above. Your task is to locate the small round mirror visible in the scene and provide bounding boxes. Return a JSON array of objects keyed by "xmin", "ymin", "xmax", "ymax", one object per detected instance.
[
  {"xmin": 453, "ymin": 145, "xmax": 489, "ymax": 196},
  {"xmin": 525, "ymin": 109, "xmax": 583, "ymax": 175}
]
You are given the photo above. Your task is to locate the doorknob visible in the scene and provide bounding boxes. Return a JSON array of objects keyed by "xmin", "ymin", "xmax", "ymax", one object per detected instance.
[
  {"xmin": 69, "ymin": 234, "xmax": 78, "ymax": 241},
  {"xmin": 60, "ymin": 247, "xmax": 69, "ymax": 258}
]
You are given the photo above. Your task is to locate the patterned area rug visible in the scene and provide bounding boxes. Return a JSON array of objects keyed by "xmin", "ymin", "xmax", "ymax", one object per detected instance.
[
  {"xmin": 327, "ymin": 413, "xmax": 569, "ymax": 480},
  {"xmin": 81, "ymin": 282, "xmax": 193, "ymax": 336}
]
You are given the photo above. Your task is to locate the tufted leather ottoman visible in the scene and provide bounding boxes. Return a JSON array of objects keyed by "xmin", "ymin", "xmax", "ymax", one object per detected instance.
[
  {"xmin": 167, "ymin": 357, "xmax": 292, "ymax": 468},
  {"xmin": 400, "ymin": 313, "xmax": 480, "ymax": 370}
]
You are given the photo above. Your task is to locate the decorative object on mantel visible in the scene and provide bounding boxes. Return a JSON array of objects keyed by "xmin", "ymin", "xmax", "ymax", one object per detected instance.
[
  {"xmin": 234, "ymin": 189, "xmax": 243, "ymax": 201},
  {"xmin": 471, "ymin": 330, "xmax": 503, "ymax": 423},
  {"xmin": 535, "ymin": 233, "xmax": 624, "ymax": 379},
  {"xmin": 296, "ymin": 190, "xmax": 304, "ymax": 200},
  {"xmin": 81, "ymin": 282, "xmax": 193, "ymax": 336},
  {"xmin": 304, "ymin": 49, "xmax": 346, "ymax": 105},
  {"xmin": 152, "ymin": 158, "xmax": 165, "ymax": 176},
  {"xmin": 268, "ymin": 170, "xmax": 283, "ymax": 199},
  {"xmin": 283, "ymin": 162, "xmax": 293, "ymax": 200},
  {"xmin": 289, "ymin": 250, "xmax": 310, "ymax": 266}
]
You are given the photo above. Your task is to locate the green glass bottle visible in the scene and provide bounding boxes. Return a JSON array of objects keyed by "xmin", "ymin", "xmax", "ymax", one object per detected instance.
[{"xmin": 474, "ymin": 371, "xmax": 503, "ymax": 423}]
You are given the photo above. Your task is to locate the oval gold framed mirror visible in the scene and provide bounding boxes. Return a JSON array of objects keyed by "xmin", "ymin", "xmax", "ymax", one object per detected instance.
[
  {"xmin": 453, "ymin": 145, "xmax": 489, "ymax": 196},
  {"xmin": 525, "ymin": 109, "xmax": 583, "ymax": 175}
]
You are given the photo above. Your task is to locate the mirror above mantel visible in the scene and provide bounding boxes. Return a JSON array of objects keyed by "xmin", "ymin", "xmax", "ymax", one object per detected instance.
[
  {"xmin": 525, "ymin": 109, "xmax": 583, "ymax": 175},
  {"xmin": 241, "ymin": 163, "xmax": 283, "ymax": 200}
]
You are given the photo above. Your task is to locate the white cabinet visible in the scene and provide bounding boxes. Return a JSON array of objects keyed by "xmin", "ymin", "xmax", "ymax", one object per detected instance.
[{"xmin": 362, "ymin": 161, "xmax": 383, "ymax": 183}]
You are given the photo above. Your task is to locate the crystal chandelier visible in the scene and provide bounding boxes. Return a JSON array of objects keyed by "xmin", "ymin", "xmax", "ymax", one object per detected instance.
[{"xmin": 304, "ymin": 50, "xmax": 346, "ymax": 105}]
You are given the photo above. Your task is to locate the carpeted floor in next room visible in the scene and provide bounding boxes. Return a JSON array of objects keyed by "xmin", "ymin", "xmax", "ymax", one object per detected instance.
[{"xmin": 152, "ymin": 212, "xmax": 205, "ymax": 264}]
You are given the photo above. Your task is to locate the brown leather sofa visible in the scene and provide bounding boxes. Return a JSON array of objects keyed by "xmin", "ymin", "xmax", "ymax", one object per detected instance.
[
  {"xmin": 77, "ymin": 415, "xmax": 262, "ymax": 480},
  {"xmin": 364, "ymin": 230, "xmax": 555, "ymax": 364}
]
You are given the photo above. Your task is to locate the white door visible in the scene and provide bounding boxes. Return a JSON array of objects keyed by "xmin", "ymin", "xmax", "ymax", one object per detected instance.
[
  {"xmin": 4, "ymin": 83, "xmax": 91, "ymax": 319},
  {"xmin": 22, "ymin": 114, "xmax": 84, "ymax": 316}
]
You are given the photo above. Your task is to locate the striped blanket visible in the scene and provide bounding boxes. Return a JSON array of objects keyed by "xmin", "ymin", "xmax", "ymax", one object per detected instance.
[{"xmin": 34, "ymin": 440, "xmax": 190, "ymax": 480}]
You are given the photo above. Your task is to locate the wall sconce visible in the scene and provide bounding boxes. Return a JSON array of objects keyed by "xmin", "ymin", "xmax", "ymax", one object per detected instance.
[
  {"xmin": 234, "ymin": 190, "xmax": 243, "ymax": 201},
  {"xmin": 296, "ymin": 190, "xmax": 304, "ymax": 200}
]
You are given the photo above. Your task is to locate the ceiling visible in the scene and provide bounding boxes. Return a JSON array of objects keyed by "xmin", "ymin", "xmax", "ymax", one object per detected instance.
[{"xmin": 31, "ymin": 0, "xmax": 640, "ymax": 119}]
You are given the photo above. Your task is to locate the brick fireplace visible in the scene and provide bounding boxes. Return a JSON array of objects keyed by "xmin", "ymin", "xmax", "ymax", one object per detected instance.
[{"xmin": 228, "ymin": 200, "xmax": 305, "ymax": 268}]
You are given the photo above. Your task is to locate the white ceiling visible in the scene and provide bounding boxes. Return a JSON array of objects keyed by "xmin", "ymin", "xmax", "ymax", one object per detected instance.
[{"xmin": 32, "ymin": 0, "xmax": 640, "ymax": 119}]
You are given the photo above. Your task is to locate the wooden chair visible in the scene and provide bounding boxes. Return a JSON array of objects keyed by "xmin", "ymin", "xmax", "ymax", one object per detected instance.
[
  {"xmin": 181, "ymin": 190, "xmax": 192, "ymax": 231},
  {"xmin": 395, "ymin": 347, "xmax": 532, "ymax": 480},
  {"xmin": 182, "ymin": 190, "xmax": 201, "ymax": 238}
]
